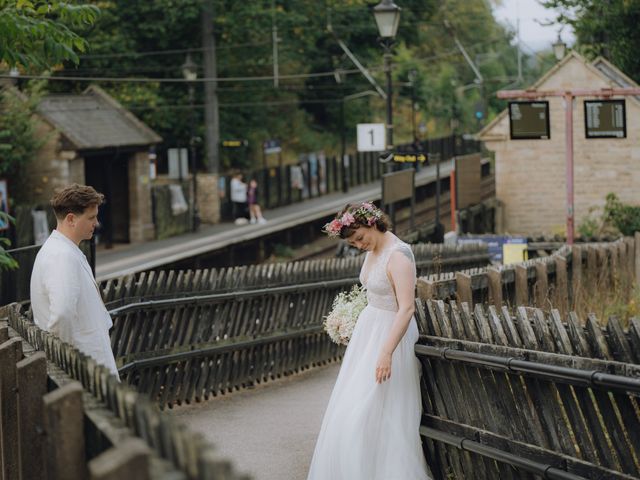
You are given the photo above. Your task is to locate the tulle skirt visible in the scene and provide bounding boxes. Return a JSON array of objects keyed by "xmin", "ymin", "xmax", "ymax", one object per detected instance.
[{"xmin": 307, "ymin": 305, "xmax": 431, "ymax": 480}]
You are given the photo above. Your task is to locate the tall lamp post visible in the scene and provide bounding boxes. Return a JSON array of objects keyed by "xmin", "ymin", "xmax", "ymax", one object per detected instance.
[
  {"xmin": 182, "ymin": 54, "xmax": 200, "ymax": 231},
  {"xmin": 373, "ymin": 0, "xmax": 401, "ymax": 171}
]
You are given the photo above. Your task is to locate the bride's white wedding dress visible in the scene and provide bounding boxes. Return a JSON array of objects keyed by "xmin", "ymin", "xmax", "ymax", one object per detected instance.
[{"xmin": 308, "ymin": 234, "xmax": 430, "ymax": 480}]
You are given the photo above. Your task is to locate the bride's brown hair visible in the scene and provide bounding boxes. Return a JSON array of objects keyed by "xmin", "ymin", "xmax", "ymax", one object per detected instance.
[{"xmin": 332, "ymin": 202, "xmax": 392, "ymax": 239}]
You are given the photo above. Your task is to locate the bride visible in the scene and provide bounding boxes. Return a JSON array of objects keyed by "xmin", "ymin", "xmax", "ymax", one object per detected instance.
[{"xmin": 307, "ymin": 202, "xmax": 430, "ymax": 480}]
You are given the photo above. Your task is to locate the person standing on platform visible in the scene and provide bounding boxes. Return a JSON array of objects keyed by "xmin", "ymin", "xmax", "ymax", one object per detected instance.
[
  {"xmin": 30, "ymin": 184, "xmax": 119, "ymax": 379},
  {"xmin": 230, "ymin": 172, "xmax": 248, "ymax": 225},
  {"xmin": 247, "ymin": 178, "xmax": 267, "ymax": 224}
]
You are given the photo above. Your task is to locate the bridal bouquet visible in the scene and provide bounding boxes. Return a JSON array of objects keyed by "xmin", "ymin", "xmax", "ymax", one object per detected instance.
[{"xmin": 324, "ymin": 285, "xmax": 367, "ymax": 345}]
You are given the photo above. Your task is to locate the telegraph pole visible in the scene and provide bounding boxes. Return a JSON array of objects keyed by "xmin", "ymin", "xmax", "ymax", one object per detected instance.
[{"xmin": 201, "ymin": 2, "xmax": 220, "ymax": 176}]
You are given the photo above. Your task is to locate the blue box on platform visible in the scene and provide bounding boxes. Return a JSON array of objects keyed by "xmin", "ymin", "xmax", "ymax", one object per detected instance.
[{"xmin": 458, "ymin": 234, "xmax": 527, "ymax": 264}]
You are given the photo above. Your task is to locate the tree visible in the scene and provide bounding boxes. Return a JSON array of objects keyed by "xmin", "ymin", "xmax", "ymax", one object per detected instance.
[
  {"xmin": 0, "ymin": 0, "xmax": 99, "ymax": 68},
  {"xmin": 542, "ymin": 0, "xmax": 640, "ymax": 82}
]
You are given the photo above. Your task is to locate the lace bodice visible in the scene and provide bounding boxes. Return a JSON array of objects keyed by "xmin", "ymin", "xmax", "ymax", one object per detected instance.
[{"xmin": 359, "ymin": 235, "xmax": 416, "ymax": 312}]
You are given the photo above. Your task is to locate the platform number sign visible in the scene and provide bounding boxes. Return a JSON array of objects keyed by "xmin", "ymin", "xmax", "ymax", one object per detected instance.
[{"xmin": 357, "ymin": 123, "xmax": 386, "ymax": 152}]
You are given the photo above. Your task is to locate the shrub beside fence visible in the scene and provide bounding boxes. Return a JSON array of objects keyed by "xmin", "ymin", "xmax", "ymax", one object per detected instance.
[
  {"xmin": 415, "ymin": 299, "xmax": 640, "ymax": 479},
  {"xmin": 3, "ymin": 305, "xmax": 249, "ymax": 480}
]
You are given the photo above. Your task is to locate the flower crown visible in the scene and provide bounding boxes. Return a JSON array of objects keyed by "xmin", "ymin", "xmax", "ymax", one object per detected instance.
[{"xmin": 323, "ymin": 202, "xmax": 383, "ymax": 238}]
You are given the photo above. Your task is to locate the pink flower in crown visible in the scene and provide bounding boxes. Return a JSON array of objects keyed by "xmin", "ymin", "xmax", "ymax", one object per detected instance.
[
  {"xmin": 362, "ymin": 202, "xmax": 375, "ymax": 211},
  {"xmin": 327, "ymin": 219, "xmax": 342, "ymax": 236},
  {"xmin": 367, "ymin": 216, "xmax": 377, "ymax": 226},
  {"xmin": 340, "ymin": 212, "xmax": 355, "ymax": 226}
]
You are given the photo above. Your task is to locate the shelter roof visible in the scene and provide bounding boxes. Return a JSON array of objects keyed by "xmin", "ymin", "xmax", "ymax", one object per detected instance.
[{"xmin": 38, "ymin": 85, "xmax": 161, "ymax": 150}]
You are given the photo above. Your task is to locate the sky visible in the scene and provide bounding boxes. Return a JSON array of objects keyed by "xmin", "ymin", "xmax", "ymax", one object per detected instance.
[{"xmin": 493, "ymin": 0, "xmax": 575, "ymax": 52}]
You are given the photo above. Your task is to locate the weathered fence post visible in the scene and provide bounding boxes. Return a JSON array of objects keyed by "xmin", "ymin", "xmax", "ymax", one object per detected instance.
[
  {"xmin": 17, "ymin": 351, "xmax": 47, "ymax": 480},
  {"xmin": 455, "ymin": 272, "xmax": 472, "ymax": 307},
  {"xmin": 571, "ymin": 246, "xmax": 582, "ymax": 309},
  {"xmin": 43, "ymin": 382, "xmax": 87, "ymax": 480},
  {"xmin": 487, "ymin": 268, "xmax": 502, "ymax": 308},
  {"xmin": 416, "ymin": 278, "xmax": 435, "ymax": 301},
  {"xmin": 534, "ymin": 263, "xmax": 548, "ymax": 309},
  {"xmin": 635, "ymin": 232, "xmax": 640, "ymax": 283},
  {"xmin": 88, "ymin": 438, "xmax": 151, "ymax": 480},
  {"xmin": 554, "ymin": 256, "xmax": 568, "ymax": 317},
  {"xmin": 515, "ymin": 265, "xmax": 528, "ymax": 306},
  {"xmin": 0, "ymin": 337, "xmax": 23, "ymax": 480}
]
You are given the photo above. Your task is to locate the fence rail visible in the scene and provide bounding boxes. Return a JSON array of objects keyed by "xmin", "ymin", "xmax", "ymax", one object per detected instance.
[{"xmin": 101, "ymin": 242, "xmax": 490, "ymax": 308}]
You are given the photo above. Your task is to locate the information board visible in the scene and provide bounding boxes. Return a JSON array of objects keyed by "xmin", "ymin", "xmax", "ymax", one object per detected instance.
[
  {"xmin": 509, "ymin": 101, "xmax": 550, "ymax": 140},
  {"xmin": 584, "ymin": 99, "xmax": 626, "ymax": 138}
]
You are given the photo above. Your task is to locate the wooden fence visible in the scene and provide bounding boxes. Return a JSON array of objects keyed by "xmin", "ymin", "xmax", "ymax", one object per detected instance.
[
  {"xmin": 3, "ymin": 305, "xmax": 249, "ymax": 480},
  {"xmin": 417, "ymin": 238, "xmax": 636, "ymax": 315},
  {"xmin": 100, "ymin": 242, "xmax": 490, "ymax": 308},
  {"xmin": 414, "ymin": 299, "xmax": 640, "ymax": 479},
  {"xmin": 103, "ymin": 243, "xmax": 491, "ymax": 408}
]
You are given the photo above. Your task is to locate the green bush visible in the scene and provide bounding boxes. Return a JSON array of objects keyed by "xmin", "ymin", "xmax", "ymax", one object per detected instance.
[{"xmin": 604, "ymin": 193, "xmax": 640, "ymax": 236}]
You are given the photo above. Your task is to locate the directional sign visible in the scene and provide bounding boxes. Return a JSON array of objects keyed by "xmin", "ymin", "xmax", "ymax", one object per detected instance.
[
  {"xmin": 394, "ymin": 153, "xmax": 427, "ymax": 163},
  {"xmin": 357, "ymin": 123, "xmax": 385, "ymax": 152},
  {"xmin": 222, "ymin": 139, "xmax": 248, "ymax": 148}
]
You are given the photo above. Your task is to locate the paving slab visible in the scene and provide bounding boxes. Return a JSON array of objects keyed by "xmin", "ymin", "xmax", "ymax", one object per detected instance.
[{"xmin": 167, "ymin": 363, "xmax": 340, "ymax": 480}]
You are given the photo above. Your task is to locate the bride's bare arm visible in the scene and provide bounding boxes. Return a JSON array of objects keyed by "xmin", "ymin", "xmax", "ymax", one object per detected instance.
[{"xmin": 375, "ymin": 250, "xmax": 416, "ymax": 383}]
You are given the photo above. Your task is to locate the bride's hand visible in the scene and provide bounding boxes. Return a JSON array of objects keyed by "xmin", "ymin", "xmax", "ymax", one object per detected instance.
[{"xmin": 375, "ymin": 351, "xmax": 392, "ymax": 384}]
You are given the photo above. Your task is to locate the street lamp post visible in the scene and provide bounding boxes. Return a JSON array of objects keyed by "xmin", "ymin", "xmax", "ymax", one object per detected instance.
[
  {"xmin": 182, "ymin": 54, "xmax": 200, "ymax": 231},
  {"xmin": 373, "ymin": 0, "xmax": 401, "ymax": 171}
]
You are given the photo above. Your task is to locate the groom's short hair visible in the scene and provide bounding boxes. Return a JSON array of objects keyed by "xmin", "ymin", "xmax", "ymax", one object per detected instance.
[{"xmin": 50, "ymin": 184, "xmax": 105, "ymax": 220}]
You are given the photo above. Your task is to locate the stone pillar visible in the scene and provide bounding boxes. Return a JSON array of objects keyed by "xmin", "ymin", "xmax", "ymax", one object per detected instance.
[
  {"xmin": 197, "ymin": 173, "xmax": 221, "ymax": 224},
  {"xmin": 128, "ymin": 151, "xmax": 155, "ymax": 242}
]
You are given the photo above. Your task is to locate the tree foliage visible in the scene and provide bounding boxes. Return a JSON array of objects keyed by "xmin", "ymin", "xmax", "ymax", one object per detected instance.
[
  {"xmin": 52, "ymin": 0, "xmax": 545, "ymax": 169},
  {"xmin": 0, "ymin": 0, "xmax": 100, "ymax": 68},
  {"xmin": 0, "ymin": 80, "xmax": 48, "ymax": 203},
  {"xmin": 542, "ymin": 0, "xmax": 640, "ymax": 82}
]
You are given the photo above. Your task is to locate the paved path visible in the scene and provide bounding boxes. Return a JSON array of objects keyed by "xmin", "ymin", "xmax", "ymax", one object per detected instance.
[
  {"xmin": 95, "ymin": 161, "xmax": 453, "ymax": 280},
  {"xmin": 167, "ymin": 364, "xmax": 340, "ymax": 480}
]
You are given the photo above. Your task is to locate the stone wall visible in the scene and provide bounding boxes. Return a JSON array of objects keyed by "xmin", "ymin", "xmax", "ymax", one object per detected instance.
[
  {"xmin": 127, "ymin": 151, "xmax": 154, "ymax": 242},
  {"xmin": 197, "ymin": 173, "xmax": 221, "ymax": 224}
]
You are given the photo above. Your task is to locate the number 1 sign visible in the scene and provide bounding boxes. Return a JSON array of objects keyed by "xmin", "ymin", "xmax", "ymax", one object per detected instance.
[{"xmin": 356, "ymin": 123, "xmax": 385, "ymax": 152}]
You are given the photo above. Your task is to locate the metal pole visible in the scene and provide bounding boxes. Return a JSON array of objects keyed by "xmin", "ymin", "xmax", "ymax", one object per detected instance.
[
  {"xmin": 384, "ymin": 45, "xmax": 394, "ymax": 221},
  {"xmin": 565, "ymin": 93, "xmax": 574, "ymax": 244},
  {"xmin": 384, "ymin": 49, "xmax": 394, "ymax": 161},
  {"xmin": 189, "ymin": 84, "xmax": 200, "ymax": 232}
]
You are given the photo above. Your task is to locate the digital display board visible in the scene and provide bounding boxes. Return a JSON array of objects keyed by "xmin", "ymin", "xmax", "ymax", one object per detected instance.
[
  {"xmin": 584, "ymin": 99, "xmax": 626, "ymax": 138},
  {"xmin": 509, "ymin": 101, "xmax": 550, "ymax": 140}
]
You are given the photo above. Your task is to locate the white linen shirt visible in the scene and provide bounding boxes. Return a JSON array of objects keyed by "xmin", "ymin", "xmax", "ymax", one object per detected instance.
[{"xmin": 30, "ymin": 230, "xmax": 119, "ymax": 378}]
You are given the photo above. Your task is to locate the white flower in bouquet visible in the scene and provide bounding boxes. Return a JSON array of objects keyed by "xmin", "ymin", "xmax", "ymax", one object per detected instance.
[{"xmin": 324, "ymin": 285, "xmax": 367, "ymax": 345}]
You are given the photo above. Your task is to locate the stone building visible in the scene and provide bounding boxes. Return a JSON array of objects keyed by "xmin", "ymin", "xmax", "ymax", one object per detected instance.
[
  {"xmin": 28, "ymin": 85, "xmax": 161, "ymax": 243},
  {"xmin": 477, "ymin": 52, "xmax": 640, "ymax": 236}
]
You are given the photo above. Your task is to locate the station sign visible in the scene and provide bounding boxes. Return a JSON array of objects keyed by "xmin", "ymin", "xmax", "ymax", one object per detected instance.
[
  {"xmin": 222, "ymin": 139, "xmax": 248, "ymax": 148},
  {"xmin": 263, "ymin": 139, "xmax": 281, "ymax": 154},
  {"xmin": 394, "ymin": 153, "xmax": 427, "ymax": 163}
]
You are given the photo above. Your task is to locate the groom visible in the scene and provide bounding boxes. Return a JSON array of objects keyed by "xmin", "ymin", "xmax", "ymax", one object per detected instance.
[{"xmin": 30, "ymin": 184, "xmax": 119, "ymax": 378}]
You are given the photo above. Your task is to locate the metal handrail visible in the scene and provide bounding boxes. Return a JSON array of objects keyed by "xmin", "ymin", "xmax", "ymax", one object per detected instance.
[
  {"xmin": 118, "ymin": 325, "xmax": 325, "ymax": 374},
  {"xmin": 107, "ymin": 278, "xmax": 357, "ymax": 316},
  {"xmin": 415, "ymin": 344, "xmax": 640, "ymax": 394},
  {"xmin": 420, "ymin": 426, "xmax": 587, "ymax": 480}
]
